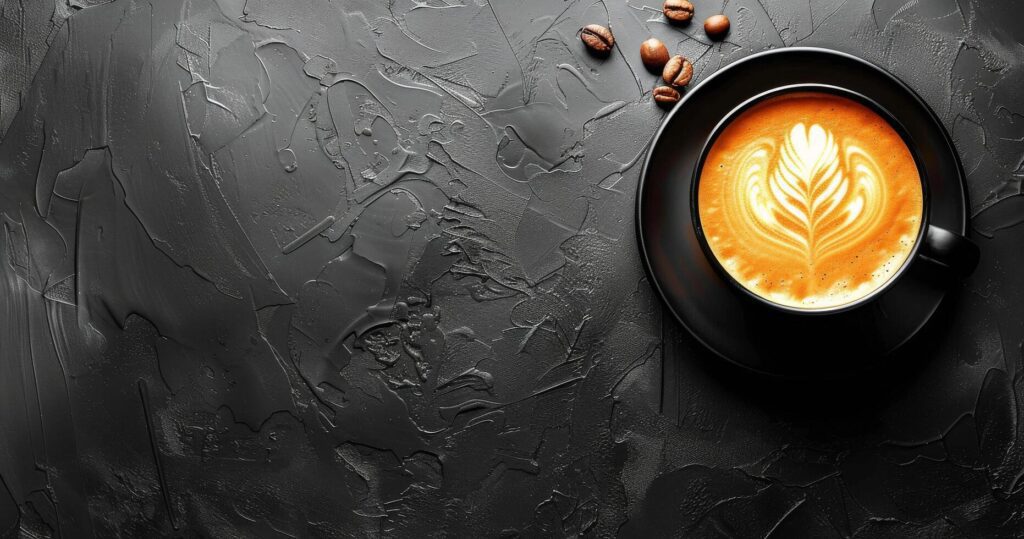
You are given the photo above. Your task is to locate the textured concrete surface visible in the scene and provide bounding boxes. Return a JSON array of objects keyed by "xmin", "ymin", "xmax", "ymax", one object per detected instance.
[{"xmin": 0, "ymin": 0, "xmax": 1021, "ymax": 536}]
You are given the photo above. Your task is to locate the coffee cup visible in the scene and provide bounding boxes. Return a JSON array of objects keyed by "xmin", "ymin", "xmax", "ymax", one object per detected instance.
[
  {"xmin": 638, "ymin": 48, "xmax": 981, "ymax": 374},
  {"xmin": 691, "ymin": 84, "xmax": 979, "ymax": 315}
]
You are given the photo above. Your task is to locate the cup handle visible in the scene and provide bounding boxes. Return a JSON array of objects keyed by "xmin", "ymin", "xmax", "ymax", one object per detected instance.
[{"xmin": 917, "ymin": 225, "xmax": 980, "ymax": 277}]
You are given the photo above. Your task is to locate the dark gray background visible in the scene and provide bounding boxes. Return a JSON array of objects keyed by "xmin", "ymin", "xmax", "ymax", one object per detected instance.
[{"xmin": 0, "ymin": 0, "xmax": 1022, "ymax": 536}]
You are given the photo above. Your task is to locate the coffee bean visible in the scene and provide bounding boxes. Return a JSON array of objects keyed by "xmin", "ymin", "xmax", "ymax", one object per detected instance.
[
  {"xmin": 662, "ymin": 55, "xmax": 693, "ymax": 87},
  {"xmin": 640, "ymin": 38, "xmax": 670, "ymax": 71},
  {"xmin": 663, "ymin": 0, "xmax": 694, "ymax": 23},
  {"xmin": 580, "ymin": 24, "xmax": 615, "ymax": 55},
  {"xmin": 703, "ymin": 15, "xmax": 730, "ymax": 39},
  {"xmin": 653, "ymin": 86, "xmax": 681, "ymax": 106}
]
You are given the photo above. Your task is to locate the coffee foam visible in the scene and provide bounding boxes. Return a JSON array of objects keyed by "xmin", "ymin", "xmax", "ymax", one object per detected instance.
[{"xmin": 697, "ymin": 92, "xmax": 923, "ymax": 310}]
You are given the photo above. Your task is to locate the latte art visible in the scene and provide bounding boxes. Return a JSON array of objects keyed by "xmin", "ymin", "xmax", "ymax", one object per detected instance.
[
  {"xmin": 739, "ymin": 123, "xmax": 886, "ymax": 265},
  {"xmin": 698, "ymin": 92, "xmax": 923, "ymax": 310}
]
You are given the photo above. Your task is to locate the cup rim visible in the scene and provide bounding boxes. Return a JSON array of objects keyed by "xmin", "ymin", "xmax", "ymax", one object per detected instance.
[{"xmin": 689, "ymin": 83, "xmax": 933, "ymax": 316}]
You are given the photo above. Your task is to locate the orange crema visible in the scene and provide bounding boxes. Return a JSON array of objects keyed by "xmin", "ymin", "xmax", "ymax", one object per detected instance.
[{"xmin": 697, "ymin": 92, "xmax": 923, "ymax": 310}]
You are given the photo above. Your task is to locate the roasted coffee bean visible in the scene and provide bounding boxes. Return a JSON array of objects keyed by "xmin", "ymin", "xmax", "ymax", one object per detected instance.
[
  {"xmin": 704, "ymin": 15, "xmax": 730, "ymax": 39},
  {"xmin": 662, "ymin": 55, "xmax": 693, "ymax": 87},
  {"xmin": 580, "ymin": 24, "xmax": 615, "ymax": 55},
  {"xmin": 653, "ymin": 86, "xmax": 681, "ymax": 106},
  {"xmin": 640, "ymin": 38, "xmax": 670, "ymax": 71},
  {"xmin": 663, "ymin": 0, "xmax": 695, "ymax": 23}
]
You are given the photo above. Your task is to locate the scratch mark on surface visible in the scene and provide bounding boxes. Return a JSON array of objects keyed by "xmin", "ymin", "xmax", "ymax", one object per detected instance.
[{"xmin": 138, "ymin": 380, "xmax": 179, "ymax": 531}]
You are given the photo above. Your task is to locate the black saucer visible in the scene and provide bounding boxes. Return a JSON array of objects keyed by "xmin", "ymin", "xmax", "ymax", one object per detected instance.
[{"xmin": 636, "ymin": 47, "xmax": 970, "ymax": 378}]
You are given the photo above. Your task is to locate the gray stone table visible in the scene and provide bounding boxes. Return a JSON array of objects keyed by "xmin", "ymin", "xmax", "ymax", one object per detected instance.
[{"xmin": 0, "ymin": 0, "xmax": 1022, "ymax": 536}]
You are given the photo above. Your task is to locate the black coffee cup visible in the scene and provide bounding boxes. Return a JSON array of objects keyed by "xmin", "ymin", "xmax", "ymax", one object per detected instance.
[
  {"xmin": 691, "ymin": 84, "xmax": 979, "ymax": 315},
  {"xmin": 636, "ymin": 48, "xmax": 982, "ymax": 376}
]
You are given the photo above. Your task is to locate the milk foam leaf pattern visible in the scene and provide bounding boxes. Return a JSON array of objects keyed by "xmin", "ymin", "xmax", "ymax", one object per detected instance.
[
  {"xmin": 739, "ymin": 123, "xmax": 887, "ymax": 265},
  {"xmin": 735, "ymin": 139, "xmax": 807, "ymax": 260}
]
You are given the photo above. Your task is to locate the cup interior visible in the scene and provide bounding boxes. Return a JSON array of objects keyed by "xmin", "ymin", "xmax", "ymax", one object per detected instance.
[{"xmin": 690, "ymin": 83, "xmax": 932, "ymax": 315}]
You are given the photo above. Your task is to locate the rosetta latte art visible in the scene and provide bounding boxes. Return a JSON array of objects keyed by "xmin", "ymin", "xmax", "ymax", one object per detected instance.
[
  {"xmin": 738, "ymin": 123, "xmax": 887, "ymax": 266},
  {"xmin": 697, "ymin": 92, "xmax": 923, "ymax": 310}
]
